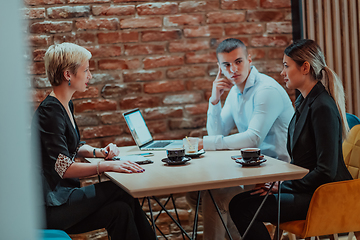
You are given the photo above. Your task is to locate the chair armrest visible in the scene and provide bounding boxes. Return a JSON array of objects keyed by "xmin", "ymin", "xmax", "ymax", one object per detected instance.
[{"xmin": 303, "ymin": 178, "xmax": 360, "ymax": 237}]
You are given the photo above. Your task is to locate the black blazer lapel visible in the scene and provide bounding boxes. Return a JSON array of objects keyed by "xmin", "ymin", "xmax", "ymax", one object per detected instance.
[
  {"xmin": 291, "ymin": 104, "xmax": 310, "ymax": 151},
  {"xmin": 290, "ymin": 82, "xmax": 326, "ymax": 152}
]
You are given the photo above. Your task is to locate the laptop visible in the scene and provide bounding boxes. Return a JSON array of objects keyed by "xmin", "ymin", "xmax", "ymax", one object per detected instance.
[{"xmin": 123, "ymin": 108, "xmax": 183, "ymax": 151}]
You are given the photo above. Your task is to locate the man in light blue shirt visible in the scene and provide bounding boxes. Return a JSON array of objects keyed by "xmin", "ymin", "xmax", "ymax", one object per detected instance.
[{"xmin": 187, "ymin": 38, "xmax": 294, "ymax": 240}]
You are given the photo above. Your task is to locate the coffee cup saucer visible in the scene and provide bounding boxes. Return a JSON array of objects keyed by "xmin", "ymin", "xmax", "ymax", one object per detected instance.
[
  {"xmin": 185, "ymin": 149, "xmax": 205, "ymax": 158},
  {"xmin": 162, "ymin": 156, "xmax": 191, "ymax": 165},
  {"xmin": 235, "ymin": 156, "xmax": 266, "ymax": 166}
]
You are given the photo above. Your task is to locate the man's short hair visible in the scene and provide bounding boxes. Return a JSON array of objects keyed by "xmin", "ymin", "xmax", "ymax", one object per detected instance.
[
  {"xmin": 216, "ymin": 38, "xmax": 248, "ymax": 58},
  {"xmin": 44, "ymin": 42, "xmax": 92, "ymax": 87}
]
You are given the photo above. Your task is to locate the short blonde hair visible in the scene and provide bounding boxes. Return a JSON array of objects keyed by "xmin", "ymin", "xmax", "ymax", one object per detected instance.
[{"xmin": 44, "ymin": 43, "xmax": 92, "ymax": 86}]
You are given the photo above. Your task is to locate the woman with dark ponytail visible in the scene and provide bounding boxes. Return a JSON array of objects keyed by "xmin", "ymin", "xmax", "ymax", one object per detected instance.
[{"xmin": 228, "ymin": 39, "xmax": 352, "ymax": 240}]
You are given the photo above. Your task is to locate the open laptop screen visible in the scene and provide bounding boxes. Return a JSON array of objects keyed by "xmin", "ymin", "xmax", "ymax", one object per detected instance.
[{"xmin": 123, "ymin": 109, "xmax": 153, "ymax": 147}]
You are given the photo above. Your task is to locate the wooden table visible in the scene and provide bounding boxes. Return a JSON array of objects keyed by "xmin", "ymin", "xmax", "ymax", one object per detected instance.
[{"xmin": 86, "ymin": 146, "xmax": 308, "ymax": 239}]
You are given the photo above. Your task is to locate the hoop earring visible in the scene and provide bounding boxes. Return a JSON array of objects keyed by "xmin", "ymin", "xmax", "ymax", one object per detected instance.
[{"xmin": 68, "ymin": 79, "xmax": 71, "ymax": 86}]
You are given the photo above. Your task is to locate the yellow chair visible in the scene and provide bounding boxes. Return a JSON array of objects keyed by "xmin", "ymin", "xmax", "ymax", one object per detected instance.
[{"xmin": 277, "ymin": 125, "xmax": 360, "ymax": 240}]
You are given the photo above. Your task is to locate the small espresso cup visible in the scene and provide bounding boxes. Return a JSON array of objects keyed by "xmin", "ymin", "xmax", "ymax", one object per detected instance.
[
  {"xmin": 241, "ymin": 148, "xmax": 261, "ymax": 161},
  {"xmin": 166, "ymin": 148, "xmax": 185, "ymax": 161}
]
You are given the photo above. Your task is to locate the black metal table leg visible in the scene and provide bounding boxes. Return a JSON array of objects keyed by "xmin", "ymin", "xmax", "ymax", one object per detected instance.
[
  {"xmin": 147, "ymin": 197, "xmax": 158, "ymax": 240},
  {"xmin": 152, "ymin": 196, "xmax": 192, "ymax": 239},
  {"xmin": 207, "ymin": 190, "xmax": 233, "ymax": 240},
  {"xmin": 241, "ymin": 182, "xmax": 275, "ymax": 239}
]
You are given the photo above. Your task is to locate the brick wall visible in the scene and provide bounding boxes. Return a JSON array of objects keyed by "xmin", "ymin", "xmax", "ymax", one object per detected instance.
[
  {"xmin": 25, "ymin": 0, "xmax": 294, "ymax": 239},
  {"xmin": 26, "ymin": 0, "xmax": 295, "ymax": 148}
]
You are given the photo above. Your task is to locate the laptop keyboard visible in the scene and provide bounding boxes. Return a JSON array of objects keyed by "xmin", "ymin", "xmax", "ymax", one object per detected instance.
[{"xmin": 149, "ymin": 141, "xmax": 172, "ymax": 148}]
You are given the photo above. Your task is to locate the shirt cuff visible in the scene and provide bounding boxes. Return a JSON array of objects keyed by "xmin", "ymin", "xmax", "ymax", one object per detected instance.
[
  {"xmin": 203, "ymin": 135, "xmax": 219, "ymax": 150},
  {"xmin": 55, "ymin": 153, "xmax": 75, "ymax": 179},
  {"xmin": 207, "ymin": 100, "xmax": 222, "ymax": 115}
]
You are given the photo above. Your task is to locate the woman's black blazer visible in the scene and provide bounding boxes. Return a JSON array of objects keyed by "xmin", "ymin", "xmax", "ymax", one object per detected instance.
[{"xmin": 282, "ymin": 81, "xmax": 352, "ymax": 194}]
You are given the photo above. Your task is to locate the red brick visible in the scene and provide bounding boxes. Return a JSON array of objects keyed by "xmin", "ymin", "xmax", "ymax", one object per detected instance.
[
  {"xmin": 164, "ymin": 14, "xmax": 204, "ymax": 26},
  {"xmin": 285, "ymin": 10, "xmax": 292, "ymax": 21},
  {"xmin": 268, "ymin": 48, "xmax": 285, "ymax": 59},
  {"xmin": 23, "ymin": 8, "xmax": 45, "ymax": 19},
  {"xmin": 25, "ymin": 0, "xmax": 65, "ymax": 5},
  {"xmin": 169, "ymin": 39, "xmax": 210, "ymax": 52},
  {"xmin": 69, "ymin": 0, "xmax": 110, "ymax": 3},
  {"xmin": 163, "ymin": 92, "xmax": 203, "ymax": 105},
  {"xmin": 210, "ymin": 37, "xmax": 249, "ymax": 49},
  {"xmin": 98, "ymin": 32, "xmax": 138, "ymax": 44},
  {"xmin": 169, "ymin": 116, "xmax": 207, "ymax": 129},
  {"xmin": 143, "ymin": 106, "xmax": 183, "ymax": 120},
  {"xmin": 144, "ymin": 80, "xmax": 185, "ymax": 93},
  {"xmin": 99, "ymin": 111, "xmax": 125, "ymax": 124},
  {"xmin": 247, "ymin": 10, "xmax": 285, "ymax": 22},
  {"xmin": 110, "ymin": 136, "xmax": 135, "ymax": 147},
  {"xmin": 86, "ymin": 46, "xmax": 122, "ymax": 58},
  {"xmin": 221, "ymin": 0, "xmax": 258, "ymax": 10},
  {"xmin": 120, "ymin": 17, "xmax": 162, "ymax": 29},
  {"xmin": 30, "ymin": 21, "xmax": 72, "ymax": 34},
  {"xmin": 74, "ymin": 99, "xmax": 118, "ymax": 113},
  {"xmin": 253, "ymin": 60, "xmax": 283, "ymax": 73},
  {"xmin": 207, "ymin": 64, "xmax": 219, "ymax": 77},
  {"xmin": 143, "ymin": 55, "xmax": 184, "ymax": 69},
  {"xmin": 98, "ymin": 59, "xmax": 140, "ymax": 70},
  {"xmin": 92, "ymin": 5, "xmax": 135, "ymax": 16},
  {"xmin": 101, "ymin": 83, "xmax": 142, "ymax": 98},
  {"xmin": 185, "ymin": 103, "xmax": 209, "ymax": 115},
  {"xmin": 124, "ymin": 44, "xmax": 165, "ymax": 56},
  {"xmin": 32, "ymin": 89, "xmax": 51, "ymax": 102},
  {"xmin": 185, "ymin": 52, "xmax": 217, "ymax": 64},
  {"xmin": 47, "ymin": 6, "xmax": 90, "ymax": 19},
  {"xmin": 75, "ymin": 18, "xmax": 119, "ymax": 31},
  {"xmin": 123, "ymin": 70, "xmax": 163, "ymax": 82},
  {"xmin": 81, "ymin": 125, "xmax": 124, "ymax": 139},
  {"xmin": 167, "ymin": 66, "xmax": 207, "ymax": 79},
  {"xmin": 250, "ymin": 36, "xmax": 289, "ymax": 47},
  {"xmin": 90, "ymin": 73, "xmax": 116, "ymax": 84},
  {"xmin": 146, "ymin": 120, "xmax": 168, "ymax": 133},
  {"xmin": 89, "ymin": 60, "xmax": 96, "ymax": 71},
  {"xmin": 74, "ymin": 114, "xmax": 100, "ymax": 127},
  {"xmin": 141, "ymin": 30, "xmax": 182, "ymax": 42},
  {"xmin": 32, "ymin": 49, "xmax": 46, "ymax": 61},
  {"xmin": 28, "ymin": 35, "xmax": 52, "ymax": 46},
  {"xmin": 72, "ymin": 87, "xmax": 99, "ymax": 99},
  {"xmin": 260, "ymin": 0, "xmax": 291, "ymax": 8},
  {"xmin": 153, "ymin": 130, "xmax": 188, "ymax": 141},
  {"xmin": 120, "ymin": 96, "xmax": 161, "ymax": 109},
  {"xmin": 54, "ymin": 32, "xmax": 97, "ymax": 45},
  {"xmin": 267, "ymin": 22, "xmax": 292, "ymax": 34},
  {"xmin": 137, "ymin": 3, "xmax": 178, "ymax": 15},
  {"xmin": 248, "ymin": 48, "xmax": 266, "ymax": 60},
  {"xmin": 29, "ymin": 62, "xmax": 45, "ymax": 75},
  {"xmin": 114, "ymin": 0, "xmax": 147, "ymax": 2},
  {"xmin": 186, "ymin": 78, "xmax": 213, "ymax": 90},
  {"xmin": 224, "ymin": 23, "xmax": 264, "ymax": 35},
  {"xmin": 179, "ymin": 1, "xmax": 219, "ymax": 13},
  {"xmin": 206, "ymin": 11, "xmax": 245, "ymax": 24},
  {"xmin": 32, "ymin": 76, "xmax": 51, "ymax": 88},
  {"xmin": 184, "ymin": 26, "xmax": 223, "ymax": 38}
]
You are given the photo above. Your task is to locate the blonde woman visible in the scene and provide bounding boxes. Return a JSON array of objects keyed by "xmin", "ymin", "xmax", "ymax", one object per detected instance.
[
  {"xmin": 32, "ymin": 43, "xmax": 155, "ymax": 240},
  {"xmin": 229, "ymin": 39, "xmax": 352, "ymax": 240}
]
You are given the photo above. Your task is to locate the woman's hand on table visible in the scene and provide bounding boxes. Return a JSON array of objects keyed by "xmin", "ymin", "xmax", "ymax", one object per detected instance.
[
  {"xmin": 251, "ymin": 182, "xmax": 279, "ymax": 196},
  {"xmin": 105, "ymin": 160, "xmax": 145, "ymax": 174},
  {"xmin": 103, "ymin": 143, "xmax": 120, "ymax": 160}
]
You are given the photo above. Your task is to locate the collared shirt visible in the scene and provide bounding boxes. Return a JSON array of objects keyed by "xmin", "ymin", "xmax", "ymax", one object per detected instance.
[{"xmin": 203, "ymin": 66, "xmax": 294, "ymax": 162}]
